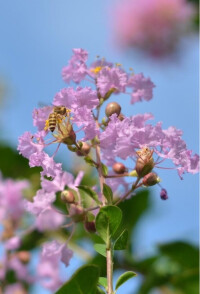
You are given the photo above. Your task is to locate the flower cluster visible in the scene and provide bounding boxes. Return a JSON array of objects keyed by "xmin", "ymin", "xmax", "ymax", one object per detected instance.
[
  {"xmin": 112, "ymin": 0, "xmax": 195, "ymax": 57},
  {"xmin": 0, "ymin": 174, "xmax": 74, "ymax": 292},
  {"xmin": 18, "ymin": 49, "xmax": 198, "ymax": 182},
  {"xmin": 17, "ymin": 48, "xmax": 199, "ymax": 291}
]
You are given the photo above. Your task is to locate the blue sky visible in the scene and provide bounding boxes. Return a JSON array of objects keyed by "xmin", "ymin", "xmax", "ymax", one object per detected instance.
[{"xmin": 0, "ymin": 1, "xmax": 199, "ymax": 293}]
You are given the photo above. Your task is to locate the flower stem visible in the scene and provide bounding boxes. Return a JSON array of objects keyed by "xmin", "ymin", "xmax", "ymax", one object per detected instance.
[
  {"xmin": 115, "ymin": 177, "xmax": 141, "ymax": 205},
  {"xmin": 107, "ymin": 241, "xmax": 114, "ymax": 294}
]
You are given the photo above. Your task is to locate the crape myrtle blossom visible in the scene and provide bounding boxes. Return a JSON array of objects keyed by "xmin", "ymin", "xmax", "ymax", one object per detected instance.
[
  {"xmin": 0, "ymin": 253, "xmax": 33, "ymax": 285},
  {"xmin": 23, "ymin": 170, "xmax": 84, "ymax": 231},
  {"xmin": 100, "ymin": 113, "xmax": 199, "ymax": 177},
  {"xmin": 4, "ymin": 283, "xmax": 27, "ymax": 294},
  {"xmin": 17, "ymin": 50, "xmax": 155, "ymax": 179},
  {"xmin": 112, "ymin": 0, "xmax": 195, "ymax": 57},
  {"xmin": 0, "ymin": 176, "xmax": 29, "ymax": 221},
  {"xmin": 61, "ymin": 48, "xmax": 155, "ymax": 104},
  {"xmin": 17, "ymin": 48, "xmax": 199, "ymax": 292},
  {"xmin": 18, "ymin": 48, "xmax": 199, "ymax": 194},
  {"xmin": 38, "ymin": 240, "xmax": 73, "ymax": 291}
]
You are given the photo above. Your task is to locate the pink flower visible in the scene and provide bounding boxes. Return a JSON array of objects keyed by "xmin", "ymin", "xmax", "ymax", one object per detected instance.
[
  {"xmin": 5, "ymin": 236, "xmax": 21, "ymax": 250},
  {"xmin": 0, "ymin": 177, "xmax": 29, "ymax": 221},
  {"xmin": 128, "ymin": 73, "xmax": 155, "ymax": 104},
  {"xmin": 100, "ymin": 113, "xmax": 199, "ymax": 177},
  {"xmin": 18, "ymin": 132, "xmax": 44, "ymax": 159},
  {"xmin": 40, "ymin": 153, "xmax": 62, "ymax": 178},
  {"xmin": 32, "ymin": 106, "xmax": 53, "ymax": 131},
  {"xmin": 24, "ymin": 189, "xmax": 56, "ymax": 215},
  {"xmin": 112, "ymin": 0, "xmax": 195, "ymax": 57},
  {"xmin": 73, "ymin": 106, "xmax": 99, "ymax": 140},
  {"xmin": 53, "ymin": 87, "xmax": 75, "ymax": 108},
  {"xmin": 36, "ymin": 207, "xmax": 64, "ymax": 232},
  {"xmin": 9, "ymin": 256, "xmax": 32, "ymax": 283},
  {"xmin": 72, "ymin": 87, "xmax": 99, "ymax": 110},
  {"xmin": 97, "ymin": 67, "xmax": 128, "ymax": 96},
  {"xmin": 41, "ymin": 170, "xmax": 74, "ymax": 193},
  {"xmin": 38, "ymin": 240, "xmax": 73, "ymax": 291},
  {"xmin": 4, "ymin": 283, "xmax": 27, "ymax": 294},
  {"xmin": 62, "ymin": 48, "xmax": 88, "ymax": 83}
]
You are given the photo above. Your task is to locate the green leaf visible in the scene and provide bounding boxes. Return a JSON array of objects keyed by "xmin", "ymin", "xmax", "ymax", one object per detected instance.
[
  {"xmin": 77, "ymin": 185, "xmax": 101, "ymax": 205},
  {"xmin": 94, "ymin": 244, "xmax": 107, "ymax": 257},
  {"xmin": 84, "ymin": 156, "xmax": 97, "ymax": 167},
  {"xmin": 115, "ymin": 271, "xmax": 137, "ymax": 291},
  {"xmin": 55, "ymin": 265, "xmax": 99, "ymax": 294},
  {"xmin": 158, "ymin": 241, "xmax": 199, "ymax": 269},
  {"xmin": 96, "ymin": 206, "xmax": 122, "ymax": 244},
  {"xmin": 98, "ymin": 277, "xmax": 107, "ymax": 289},
  {"xmin": 103, "ymin": 183, "xmax": 113, "ymax": 204},
  {"xmin": 101, "ymin": 163, "xmax": 108, "ymax": 176},
  {"xmin": 118, "ymin": 190, "xmax": 150, "ymax": 250},
  {"xmin": 96, "ymin": 287, "xmax": 106, "ymax": 294},
  {"xmin": 114, "ymin": 229, "xmax": 128, "ymax": 250}
]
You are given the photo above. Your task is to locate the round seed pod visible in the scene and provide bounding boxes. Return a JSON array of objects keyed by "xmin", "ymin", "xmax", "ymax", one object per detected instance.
[
  {"xmin": 142, "ymin": 172, "xmax": 160, "ymax": 186},
  {"xmin": 105, "ymin": 102, "xmax": 121, "ymax": 117},
  {"xmin": 61, "ymin": 190, "xmax": 75, "ymax": 204},
  {"xmin": 69, "ymin": 204, "xmax": 86, "ymax": 223},
  {"xmin": 76, "ymin": 142, "xmax": 91, "ymax": 156},
  {"xmin": 112, "ymin": 162, "xmax": 126, "ymax": 174},
  {"xmin": 17, "ymin": 251, "xmax": 30, "ymax": 264},
  {"xmin": 118, "ymin": 113, "xmax": 124, "ymax": 121}
]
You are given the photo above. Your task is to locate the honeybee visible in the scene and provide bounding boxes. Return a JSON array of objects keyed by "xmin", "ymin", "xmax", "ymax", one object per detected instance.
[{"xmin": 45, "ymin": 106, "xmax": 70, "ymax": 132}]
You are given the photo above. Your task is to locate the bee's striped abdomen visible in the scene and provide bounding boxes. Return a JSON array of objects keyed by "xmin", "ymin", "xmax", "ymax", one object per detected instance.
[{"xmin": 48, "ymin": 113, "xmax": 57, "ymax": 132}]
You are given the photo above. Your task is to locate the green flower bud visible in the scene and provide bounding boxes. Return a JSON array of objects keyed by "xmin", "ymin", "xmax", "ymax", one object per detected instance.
[
  {"xmin": 61, "ymin": 190, "xmax": 75, "ymax": 204},
  {"xmin": 76, "ymin": 142, "xmax": 91, "ymax": 156}
]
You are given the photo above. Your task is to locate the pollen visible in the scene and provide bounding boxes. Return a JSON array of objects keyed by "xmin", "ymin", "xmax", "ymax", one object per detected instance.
[
  {"xmin": 44, "ymin": 120, "xmax": 49, "ymax": 131},
  {"xmin": 90, "ymin": 66, "xmax": 103, "ymax": 74},
  {"xmin": 136, "ymin": 147, "xmax": 153, "ymax": 159}
]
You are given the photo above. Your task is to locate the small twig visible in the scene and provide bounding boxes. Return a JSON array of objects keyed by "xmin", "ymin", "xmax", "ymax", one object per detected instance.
[
  {"xmin": 115, "ymin": 178, "xmax": 141, "ymax": 205},
  {"xmin": 104, "ymin": 173, "xmax": 129, "ymax": 179}
]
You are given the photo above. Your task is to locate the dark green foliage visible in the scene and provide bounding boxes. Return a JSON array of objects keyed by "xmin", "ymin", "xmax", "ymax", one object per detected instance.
[
  {"xmin": 19, "ymin": 230, "xmax": 44, "ymax": 251},
  {"xmin": 55, "ymin": 265, "xmax": 99, "ymax": 294},
  {"xmin": 115, "ymin": 271, "xmax": 137, "ymax": 291},
  {"xmin": 96, "ymin": 206, "xmax": 122, "ymax": 244},
  {"xmin": 114, "ymin": 229, "xmax": 128, "ymax": 250},
  {"xmin": 102, "ymin": 183, "xmax": 113, "ymax": 204},
  {"xmin": 0, "ymin": 145, "xmax": 41, "ymax": 180}
]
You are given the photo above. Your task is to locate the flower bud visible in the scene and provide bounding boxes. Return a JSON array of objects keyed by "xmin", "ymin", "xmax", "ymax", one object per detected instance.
[
  {"xmin": 118, "ymin": 113, "xmax": 125, "ymax": 121},
  {"xmin": 142, "ymin": 172, "xmax": 160, "ymax": 186},
  {"xmin": 58, "ymin": 121, "xmax": 76, "ymax": 145},
  {"xmin": 105, "ymin": 102, "xmax": 121, "ymax": 117},
  {"xmin": 61, "ymin": 190, "xmax": 75, "ymax": 204},
  {"xmin": 69, "ymin": 204, "xmax": 86, "ymax": 222},
  {"xmin": 160, "ymin": 188, "xmax": 168, "ymax": 200},
  {"xmin": 112, "ymin": 162, "xmax": 126, "ymax": 174},
  {"xmin": 84, "ymin": 221, "xmax": 96, "ymax": 233},
  {"xmin": 135, "ymin": 147, "xmax": 154, "ymax": 178},
  {"xmin": 17, "ymin": 251, "xmax": 30, "ymax": 264},
  {"xmin": 76, "ymin": 142, "xmax": 91, "ymax": 156}
]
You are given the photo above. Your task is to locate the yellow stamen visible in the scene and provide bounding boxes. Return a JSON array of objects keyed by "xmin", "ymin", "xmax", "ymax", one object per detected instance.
[
  {"xmin": 90, "ymin": 66, "xmax": 103, "ymax": 74},
  {"xmin": 44, "ymin": 120, "xmax": 49, "ymax": 131}
]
